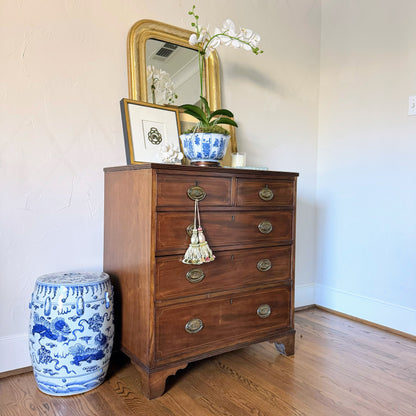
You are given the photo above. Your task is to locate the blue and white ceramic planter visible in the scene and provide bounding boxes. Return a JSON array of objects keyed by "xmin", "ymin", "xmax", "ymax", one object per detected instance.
[
  {"xmin": 29, "ymin": 272, "xmax": 114, "ymax": 396},
  {"xmin": 180, "ymin": 132, "xmax": 230, "ymax": 166}
]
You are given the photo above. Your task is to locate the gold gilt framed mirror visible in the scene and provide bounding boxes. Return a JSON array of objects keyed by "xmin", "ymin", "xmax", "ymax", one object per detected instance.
[{"xmin": 127, "ymin": 19, "xmax": 221, "ymax": 109}]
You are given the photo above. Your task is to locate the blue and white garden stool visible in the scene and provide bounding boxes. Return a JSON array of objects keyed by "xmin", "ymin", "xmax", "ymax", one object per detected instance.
[{"xmin": 29, "ymin": 272, "xmax": 114, "ymax": 396}]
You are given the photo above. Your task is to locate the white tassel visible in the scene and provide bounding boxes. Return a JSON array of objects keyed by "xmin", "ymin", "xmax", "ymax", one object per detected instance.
[
  {"xmin": 182, "ymin": 200, "xmax": 204, "ymax": 264},
  {"xmin": 182, "ymin": 198, "xmax": 215, "ymax": 264},
  {"xmin": 182, "ymin": 226, "xmax": 204, "ymax": 264},
  {"xmin": 198, "ymin": 227, "xmax": 215, "ymax": 263}
]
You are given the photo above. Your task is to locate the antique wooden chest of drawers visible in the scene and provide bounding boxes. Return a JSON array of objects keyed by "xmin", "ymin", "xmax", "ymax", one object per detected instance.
[{"xmin": 103, "ymin": 163, "xmax": 298, "ymax": 399}]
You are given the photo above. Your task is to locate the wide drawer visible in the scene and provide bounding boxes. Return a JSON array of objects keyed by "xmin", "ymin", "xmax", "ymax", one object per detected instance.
[
  {"xmin": 156, "ymin": 173, "xmax": 232, "ymax": 207},
  {"xmin": 236, "ymin": 178, "xmax": 294, "ymax": 207},
  {"xmin": 156, "ymin": 210, "xmax": 293, "ymax": 253},
  {"xmin": 155, "ymin": 286, "xmax": 291, "ymax": 360},
  {"xmin": 155, "ymin": 246, "xmax": 292, "ymax": 300}
]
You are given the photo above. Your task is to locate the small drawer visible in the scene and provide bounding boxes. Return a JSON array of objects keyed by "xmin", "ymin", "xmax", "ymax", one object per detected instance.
[
  {"xmin": 236, "ymin": 178, "xmax": 294, "ymax": 207},
  {"xmin": 156, "ymin": 246, "xmax": 292, "ymax": 300},
  {"xmin": 156, "ymin": 174, "xmax": 232, "ymax": 207},
  {"xmin": 155, "ymin": 286, "xmax": 291, "ymax": 360},
  {"xmin": 156, "ymin": 210, "xmax": 293, "ymax": 253}
]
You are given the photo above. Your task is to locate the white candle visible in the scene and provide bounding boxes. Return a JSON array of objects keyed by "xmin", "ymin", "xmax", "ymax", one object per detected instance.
[{"xmin": 231, "ymin": 152, "xmax": 246, "ymax": 167}]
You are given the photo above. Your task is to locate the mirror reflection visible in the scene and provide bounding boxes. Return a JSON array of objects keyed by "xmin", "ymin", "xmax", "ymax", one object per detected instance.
[{"xmin": 146, "ymin": 38, "xmax": 200, "ymax": 106}]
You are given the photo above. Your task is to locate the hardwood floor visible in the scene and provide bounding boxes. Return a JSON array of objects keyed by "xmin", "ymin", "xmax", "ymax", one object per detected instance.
[{"xmin": 1, "ymin": 308, "xmax": 415, "ymax": 416}]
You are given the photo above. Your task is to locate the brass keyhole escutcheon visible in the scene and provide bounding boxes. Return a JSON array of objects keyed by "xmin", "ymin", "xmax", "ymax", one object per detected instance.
[
  {"xmin": 186, "ymin": 269, "xmax": 205, "ymax": 283},
  {"xmin": 257, "ymin": 304, "xmax": 271, "ymax": 318},
  {"xmin": 258, "ymin": 220, "xmax": 273, "ymax": 234},
  {"xmin": 185, "ymin": 318, "xmax": 204, "ymax": 334},
  {"xmin": 187, "ymin": 185, "xmax": 206, "ymax": 201},
  {"xmin": 259, "ymin": 186, "xmax": 274, "ymax": 201},
  {"xmin": 257, "ymin": 259, "xmax": 272, "ymax": 272}
]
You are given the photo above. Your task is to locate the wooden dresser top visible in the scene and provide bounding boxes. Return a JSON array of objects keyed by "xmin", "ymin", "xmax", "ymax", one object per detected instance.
[{"xmin": 104, "ymin": 163, "xmax": 299, "ymax": 178}]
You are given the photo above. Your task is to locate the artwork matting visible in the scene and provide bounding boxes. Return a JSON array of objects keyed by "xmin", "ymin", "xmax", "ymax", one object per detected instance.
[{"xmin": 120, "ymin": 98, "xmax": 182, "ymax": 164}]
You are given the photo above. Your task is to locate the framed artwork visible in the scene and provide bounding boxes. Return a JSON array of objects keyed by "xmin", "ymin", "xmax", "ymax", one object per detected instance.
[
  {"xmin": 120, "ymin": 98, "xmax": 182, "ymax": 164},
  {"xmin": 178, "ymin": 111, "xmax": 238, "ymax": 167}
]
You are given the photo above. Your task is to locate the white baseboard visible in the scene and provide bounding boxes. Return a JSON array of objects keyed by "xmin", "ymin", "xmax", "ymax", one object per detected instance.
[
  {"xmin": 315, "ymin": 283, "xmax": 416, "ymax": 336},
  {"xmin": 295, "ymin": 283, "xmax": 316, "ymax": 308},
  {"xmin": 0, "ymin": 334, "xmax": 31, "ymax": 373}
]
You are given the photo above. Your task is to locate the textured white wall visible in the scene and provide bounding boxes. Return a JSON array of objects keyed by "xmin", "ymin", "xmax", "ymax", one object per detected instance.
[
  {"xmin": 219, "ymin": 0, "xmax": 321, "ymax": 307},
  {"xmin": 316, "ymin": 0, "xmax": 416, "ymax": 334},
  {"xmin": 0, "ymin": 0, "xmax": 321, "ymax": 371}
]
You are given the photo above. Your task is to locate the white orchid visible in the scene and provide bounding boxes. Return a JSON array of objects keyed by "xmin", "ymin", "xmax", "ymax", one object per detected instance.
[
  {"xmin": 188, "ymin": 7, "xmax": 263, "ymax": 60},
  {"xmin": 222, "ymin": 19, "xmax": 237, "ymax": 37},
  {"xmin": 189, "ymin": 33, "xmax": 198, "ymax": 45},
  {"xmin": 205, "ymin": 36, "xmax": 221, "ymax": 57},
  {"xmin": 147, "ymin": 65, "xmax": 178, "ymax": 105},
  {"xmin": 240, "ymin": 27, "xmax": 253, "ymax": 39},
  {"xmin": 184, "ymin": 5, "xmax": 263, "ymax": 125},
  {"xmin": 189, "ymin": 26, "xmax": 210, "ymax": 46},
  {"xmin": 239, "ymin": 27, "xmax": 261, "ymax": 51}
]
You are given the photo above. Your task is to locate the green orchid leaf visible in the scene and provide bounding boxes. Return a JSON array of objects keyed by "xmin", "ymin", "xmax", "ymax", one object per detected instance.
[
  {"xmin": 180, "ymin": 104, "xmax": 208, "ymax": 124},
  {"xmin": 180, "ymin": 103, "xmax": 203, "ymax": 113},
  {"xmin": 183, "ymin": 112, "xmax": 209, "ymax": 128},
  {"xmin": 212, "ymin": 117, "xmax": 238, "ymax": 128},
  {"xmin": 211, "ymin": 108, "xmax": 234, "ymax": 118}
]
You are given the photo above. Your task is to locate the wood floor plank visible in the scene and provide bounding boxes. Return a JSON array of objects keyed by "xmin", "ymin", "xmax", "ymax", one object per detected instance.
[
  {"xmin": 219, "ymin": 347, "xmax": 362, "ymax": 416},
  {"xmin": 1, "ymin": 308, "xmax": 415, "ymax": 416},
  {"xmin": 294, "ymin": 314, "xmax": 416, "ymax": 397},
  {"xmin": 203, "ymin": 355, "xmax": 312, "ymax": 416},
  {"xmin": 159, "ymin": 384, "xmax": 216, "ymax": 416},
  {"xmin": 168, "ymin": 362, "xmax": 249, "ymax": 416}
]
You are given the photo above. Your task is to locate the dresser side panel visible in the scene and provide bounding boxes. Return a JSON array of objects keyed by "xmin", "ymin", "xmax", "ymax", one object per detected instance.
[
  {"xmin": 290, "ymin": 176, "xmax": 298, "ymax": 329},
  {"xmin": 104, "ymin": 169, "xmax": 153, "ymax": 366}
]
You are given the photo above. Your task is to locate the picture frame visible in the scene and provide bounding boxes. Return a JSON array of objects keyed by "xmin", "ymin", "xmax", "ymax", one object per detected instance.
[
  {"xmin": 178, "ymin": 111, "xmax": 238, "ymax": 167},
  {"xmin": 120, "ymin": 98, "xmax": 182, "ymax": 164}
]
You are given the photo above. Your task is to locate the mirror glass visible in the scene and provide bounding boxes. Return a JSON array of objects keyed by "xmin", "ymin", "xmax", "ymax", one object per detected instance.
[{"xmin": 146, "ymin": 39, "xmax": 200, "ymax": 106}]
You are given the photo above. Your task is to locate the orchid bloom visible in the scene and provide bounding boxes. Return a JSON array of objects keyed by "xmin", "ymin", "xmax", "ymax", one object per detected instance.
[
  {"xmin": 221, "ymin": 19, "xmax": 237, "ymax": 37},
  {"xmin": 187, "ymin": 5, "xmax": 263, "ymax": 106},
  {"xmin": 189, "ymin": 26, "xmax": 210, "ymax": 46},
  {"xmin": 188, "ymin": 9, "xmax": 263, "ymax": 57},
  {"xmin": 147, "ymin": 65, "xmax": 178, "ymax": 105},
  {"xmin": 188, "ymin": 33, "xmax": 198, "ymax": 45}
]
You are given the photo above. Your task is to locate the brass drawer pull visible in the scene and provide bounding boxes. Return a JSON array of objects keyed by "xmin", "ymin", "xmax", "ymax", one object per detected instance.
[
  {"xmin": 257, "ymin": 304, "xmax": 271, "ymax": 318},
  {"xmin": 259, "ymin": 186, "xmax": 274, "ymax": 201},
  {"xmin": 258, "ymin": 220, "xmax": 273, "ymax": 234},
  {"xmin": 187, "ymin": 185, "xmax": 206, "ymax": 201},
  {"xmin": 257, "ymin": 259, "xmax": 272, "ymax": 272},
  {"xmin": 185, "ymin": 318, "xmax": 204, "ymax": 334},
  {"xmin": 186, "ymin": 269, "xmax": 205, "ymax": 283}
]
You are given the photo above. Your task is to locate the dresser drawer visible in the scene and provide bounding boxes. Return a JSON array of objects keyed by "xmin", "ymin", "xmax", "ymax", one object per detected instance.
[
  {"xmin": 156, "ymin": 210, "xmax": 293, "ymax": 253},
  {"xmin": 156, "ymin": 174, "xmax": 232, "ymax": 207},
  {"xmin": 236, "ymin": 178, "xmax": 294, "ymax": 207},
  {"xmin": 155, "ymin": 286, "xmax": 291, "ymax": 360},
  {"xmin": 156, "ymin": 246, "xmax": 292, "ymax": 300}
]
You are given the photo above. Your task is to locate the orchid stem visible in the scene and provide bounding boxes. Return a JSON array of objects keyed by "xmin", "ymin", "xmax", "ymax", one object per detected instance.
[{"xmin": 199, "ymin": 53, "xmax": 204, "ymax": 109}]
